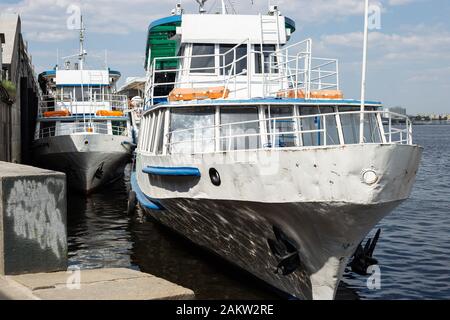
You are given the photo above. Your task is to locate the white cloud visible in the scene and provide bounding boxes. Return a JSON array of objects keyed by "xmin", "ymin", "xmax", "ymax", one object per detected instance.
[
  {"xmin": 318, "ymin": 26, "xmax": 450, "ymax": 63},
  {"xmin": 1, "ymin": 0, "xmax": 419, "ymax": 43}
]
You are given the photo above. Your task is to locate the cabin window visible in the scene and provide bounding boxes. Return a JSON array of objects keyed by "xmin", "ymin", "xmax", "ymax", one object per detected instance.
[
  {"xmin": 146, "ymin": 113, "xmax": 157, "ymax": 153},
  {"xmin": 266, "ymin": 106, "xmax": 296, "ymax": 147},
  {"xmin": 338, "ymin": 107, "xmax": 360, "ymax": 144},
  {"xmin": 111, "ymin": 121, "xmax": 126, "ymax": 136},
  {"xmin": 219, "ymin": 44, "xmax": 248, "ymax": 76},
  {"xmin": 156, "ymin": 111, "xmax": 166, "ymax": 154},
  {"xmin": 320, "ymin": 107, "xmax": 340, "ymax": 146},
  {"xmin": 363, "ymin": 113, "xmax": 382, "ymax": 143},
  {"xmin": 338, "ymin": 106, "xmax": 381, "ymax": 144},
  {"xmin": 170, "ymin": 107, "xmax": 215, "ymax": 154},
  {"xmin": 298, "ymin": 106, "xmax": 323, "ymax": 146},
  {"xmin": 92, "ymin": 87, "xmax": 102, "ymax": 101},
  {"xmin": 40, "ymin": 121, "xmax": 56, "ymax": 137},
  {"xmin": 190, "ymin": 44, "xmax": 216, "ymax": 74},
  {"xmin": 220, "ymin": 107, "xmax": 260, "ymax": 151},
  {"xmin": 62, "ymin": 87, "xmax": 73, "ymax": 100},
  {"xmin": 74, "ymin": 86, "xmax": 90, "ymax": 102},
  {"xmin": 255, "ymin": 45, "xmax": 278, "ymax": 74}
]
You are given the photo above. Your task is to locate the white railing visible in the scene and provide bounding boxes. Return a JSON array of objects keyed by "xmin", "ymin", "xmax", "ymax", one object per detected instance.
[
  {"xmin": 38, "ymin": 94, "xmax": 128, "ymax": 118},
  {"xmin": 162, "ymin": 111, "xmax": 412, "ymax": 155},
  {"xmin": 148, "ymin": 39, "xmax": 339, "ymax": 105},
  {"xmin": 36, "ymin": 122, "xmax": 128, "ymax": 140}
]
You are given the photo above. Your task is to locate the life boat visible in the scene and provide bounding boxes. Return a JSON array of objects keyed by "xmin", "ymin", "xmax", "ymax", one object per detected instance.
[
  {"xmin": 43, "ymin": 110, "xmax": 71, "ymax": 118},
  {"xmin": 96, "ymin": 110, "xmax": 124, "ymax": 117},
  {"xmin": 168, "ymin": 86, "xmax": 230, "ymax": 102},
  {"xmin": 277, "ymin": 89, "xmax": 306, "ymax": 99},
  {"xmin": 310, "ymin": 90, "xmax": 344, "ymax": 99},
  {"xmin": 277, "ymin": 89, "xmax": 343, "ymax": 100}
]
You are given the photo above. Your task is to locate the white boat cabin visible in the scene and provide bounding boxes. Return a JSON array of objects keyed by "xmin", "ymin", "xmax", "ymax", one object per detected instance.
[
  {"xmin": 36, "ymin": 66, "xmax": 130, "ymax": 140},
  {"xmin": 139, "ymin": 5, "xmax": 413, "ymax": 157}
]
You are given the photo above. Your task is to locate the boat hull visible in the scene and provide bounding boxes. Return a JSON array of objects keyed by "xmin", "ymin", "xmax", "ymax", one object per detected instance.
[
  {"xmin": 135, "ymin": 143, "xmax": 423, "ymax": 299},
  {"xmin": 33, "ymin": 134, "xmax": 132, "ymax": 193},
  {"xmin": 141, "ymin": 198, "xmax": 401, "ymax": 300}
]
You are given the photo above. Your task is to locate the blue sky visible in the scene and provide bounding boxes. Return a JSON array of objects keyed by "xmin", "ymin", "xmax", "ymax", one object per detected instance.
[{"xmin": 1, "ymin": 0, "xmax": 449, "ymax": 114}]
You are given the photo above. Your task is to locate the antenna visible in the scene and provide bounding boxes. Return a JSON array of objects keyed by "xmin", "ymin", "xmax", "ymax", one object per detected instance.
[{"xmin": 77, "ymin": 14, "xmax": 86, "ymax": 70}]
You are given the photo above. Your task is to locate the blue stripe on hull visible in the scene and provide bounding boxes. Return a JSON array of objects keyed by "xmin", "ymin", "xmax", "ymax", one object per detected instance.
[
  {"xmin": 130, "ymin": 172, "xmax": 164, "ymax": 211},
  {"xmin": 142, "ymin": 166, "xmax": 201, "ymax": 177}
]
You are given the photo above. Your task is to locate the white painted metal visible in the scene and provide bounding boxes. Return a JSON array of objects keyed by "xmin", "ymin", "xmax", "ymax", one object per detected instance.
[
  {"xmin": 33, "ymin": 134, "xmax": 131, "ymax": 193},
  {"xmin": 181, "ymin": 14, "xmax": 287, "ymax": 44},
  {"xmin": 149, "ymin": 38, "xmax": 339, "ymax": 103},
  {"xmin": 360, "ymin": 0, "xmax": 370, "ymax": 143},
  {"xmin": 136, "ymin": 143, "xmax": 422, "ymax": 300},
  {"xmin": 136, "ymin": 6, "xmax": 423, "ymax": 300}
]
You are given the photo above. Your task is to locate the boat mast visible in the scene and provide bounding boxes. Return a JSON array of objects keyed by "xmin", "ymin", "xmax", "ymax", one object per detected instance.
[
  {"xmin": 78, "ymin": 14, "xmax": 88, "ymax": 130},
  {"xmin": 79, "ymin": 15, "xmax": 86, "ymax": 70},
  {"xmin": 359, "ymin": 0, "xmax": 369, "ymax": 144},
  {"xmin": 221, "ymin": 0, "xmax": 227, "ymax": 14}
]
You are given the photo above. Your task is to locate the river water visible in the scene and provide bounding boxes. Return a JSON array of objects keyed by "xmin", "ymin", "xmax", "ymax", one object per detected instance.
[{"xmin": 67, "ymin": 125, "xmax": 450, "ymax": 300}]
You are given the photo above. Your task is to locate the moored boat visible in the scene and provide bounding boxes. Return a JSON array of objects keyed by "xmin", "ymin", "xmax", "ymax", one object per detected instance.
[
  {"xmin": 33, "ymin": 17, "xmax": 133, "ymax": 193},
  {"xmin": 132, "ymin": 2, "xmax": 422, "ymax": 299}
]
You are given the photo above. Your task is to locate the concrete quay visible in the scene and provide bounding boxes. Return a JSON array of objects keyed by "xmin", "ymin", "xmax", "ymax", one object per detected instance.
[
  {"xmin": 0, "ymin": 161, "xmax": 194, "ymax": 300},
  {"xmin": 0, "ymin": 268, "xmax": 195, "ymax": 300}
]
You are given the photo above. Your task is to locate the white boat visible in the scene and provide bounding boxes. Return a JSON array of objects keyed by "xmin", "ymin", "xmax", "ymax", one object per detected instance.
[
  {"xmin": 131, "ymin": 2, "xmax": 422, "ymax": 300},
  {"xmin": 33, "ymin": 18, "xmax": 133, "ymax": 193},
  {"xmin": 119, "ymin": 77, "xmax": 146, "ymax": 143}
]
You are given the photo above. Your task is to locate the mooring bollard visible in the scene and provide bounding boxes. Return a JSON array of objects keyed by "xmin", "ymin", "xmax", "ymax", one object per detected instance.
[{"xmin": 0, "ymin": 161, "xmax": 68, "ymax": 275}]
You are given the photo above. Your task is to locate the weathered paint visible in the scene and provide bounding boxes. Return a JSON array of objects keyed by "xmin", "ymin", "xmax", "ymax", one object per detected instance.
[
  {"xmin": 136, "ymin": 143, "xmax": 423, "ymax": 299},
  {"xmin": 33, "ymin": 134, "xmax": 132, "ymax": 193}
]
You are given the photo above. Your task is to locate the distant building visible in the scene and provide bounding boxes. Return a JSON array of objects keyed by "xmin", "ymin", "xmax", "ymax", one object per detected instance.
[
  {"xmin": 0, "ymin": 13, "xmax": 40, "ymax": 163},
  {"xmin": 386, "ymin": 106, "xmax": 407, "ymax": 116}
]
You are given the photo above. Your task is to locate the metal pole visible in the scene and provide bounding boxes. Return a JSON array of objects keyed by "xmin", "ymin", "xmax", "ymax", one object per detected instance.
[{"xmin": 359, "ymin": 0, "xmax": 369, "ymax": 144}]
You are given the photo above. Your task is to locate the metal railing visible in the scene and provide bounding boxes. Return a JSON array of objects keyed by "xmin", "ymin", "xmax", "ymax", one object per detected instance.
[
  {"xmin": 161, "ymin": 111, "xmax": 412, "ymax": 155},
  {"xmin": 147, "ymin": 38, "xmax": 339, "ymax": 105},
  {"xmin": 38, "ymin": 93, "xmax": 129, "ymax": 118},
  {"xmin": 36, "ymin": 122, "xmax": 128, "ymax": 139}
]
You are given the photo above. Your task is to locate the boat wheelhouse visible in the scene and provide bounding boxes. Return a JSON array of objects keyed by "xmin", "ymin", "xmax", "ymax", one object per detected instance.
[
  {"xmin": 33, "ymin": 19, "xmax": 133, "ymax": 193},
  {"xmin": 133, "ymin": 3, "xmax": 422, "ymax": 300},
  {"xmin": 37, "ymin": 68, "xmax": 130, "ymax": 140}
]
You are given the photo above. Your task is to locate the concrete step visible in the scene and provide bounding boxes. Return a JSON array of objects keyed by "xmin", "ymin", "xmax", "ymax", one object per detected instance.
[{"xmin": 0, "ymin": 268, "xmax": 195, "ymax": 300}]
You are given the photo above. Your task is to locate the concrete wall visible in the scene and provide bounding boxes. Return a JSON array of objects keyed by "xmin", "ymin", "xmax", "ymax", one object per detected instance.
[
  {"xmin": 0, "ymin": 14, "xmax": 40, "ymax": 164},
  {"xmin": 0, "ymin": 162, "xmax": 67, "ymax": 275}
]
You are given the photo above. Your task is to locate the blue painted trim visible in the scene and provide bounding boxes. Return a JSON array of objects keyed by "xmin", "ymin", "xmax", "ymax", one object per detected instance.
[
  {"xmin": 142, "ymin": 166, "xmax": 201, "ymax": 177},
  {"xmin": 145, "ymin": 98, "xmax": 383, "ymax": 112},
  {"xmin": 56, "ymin": 84, "xmax": 110, "ymax": 87},
  {"xmin": 40, "ymin": 70, "xmax": 56, "ymax": 77},
  {"xmin": 38, "ymin": 115, "xmax": 128, "ymax": 121},
  {"xmin": 148, "ymin": 15, "xmax": 182, "ymax": 32},
  {"xmin": 109, "ymin": 70, "xmax": 121, "ymax": 77},
  {"xmin": 130, "ymin": 172, "xmax": 165, "ymax": 211},
  {"xmin": 154, "ymin": 98, "xmax": 382, "ymax": 107},
  {"xmin": 285, "ymin": 17, "xmax": 296, "ymax": 33}
]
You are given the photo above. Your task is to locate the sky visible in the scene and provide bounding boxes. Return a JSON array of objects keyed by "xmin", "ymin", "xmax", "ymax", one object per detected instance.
[{"xmin": 1, "ymin": 0, "xmax": 449, "ymax": 114}]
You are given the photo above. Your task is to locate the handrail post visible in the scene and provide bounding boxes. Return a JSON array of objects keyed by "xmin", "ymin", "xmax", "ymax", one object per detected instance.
[{"xmin": 388, "ymin": 113, "xmax": 392, "ymax": 143}]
